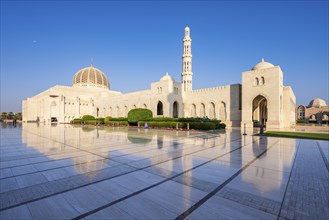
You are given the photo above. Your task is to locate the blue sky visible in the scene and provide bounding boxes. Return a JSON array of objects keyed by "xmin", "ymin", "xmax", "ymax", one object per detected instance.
[{"xmin": 1, "ymin": 1, "xmax": 328, "ymax": 113}]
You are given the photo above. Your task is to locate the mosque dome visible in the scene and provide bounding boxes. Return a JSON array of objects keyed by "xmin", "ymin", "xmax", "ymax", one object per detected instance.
[
  {"xmin": 72, "ymin": 65, "xmax": 110, "ymax": 89},
  {"xmin": 252, "ymin": 58, "xmax": 275, "ymax": 70},
  {"xmin": 308, "ymin": 98, "xmax": 327, "ymax": 108},
  {"xmin": 160, "ymin": 73, "xmax": 175, "ymax": 82}
]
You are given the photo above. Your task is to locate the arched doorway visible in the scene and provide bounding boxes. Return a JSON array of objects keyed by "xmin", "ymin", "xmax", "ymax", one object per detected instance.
[
  {"xmin": 297, "ymin": 105, "xmax": 305, "ymax": 120},
  {"xmin": 219, "ymin": 102, "xmax": 226, "ymax": 122},
  {"xmin": 252, "ymin": 95, "xmax": 267, "ymax": 126},
  {"xmin": 209, "ymin": 102, "xmax": 215, "ymax": 119},
  {"xmin": 191, "ymin": 104, "xmax": 196, "ymax": 117},
  {"xmin": 173, "ymin": 101, "xmax": 178, "ymax": 118},
  {"xmin": 157, "ymin": 101, "xmax": 163, "ymax": 115},
  {"xmin": 200, "ymin": 103, "xmax": 205, "ymax": 117}
]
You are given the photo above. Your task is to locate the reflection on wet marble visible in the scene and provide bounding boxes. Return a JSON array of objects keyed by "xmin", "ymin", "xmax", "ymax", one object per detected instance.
[{"xmin": 0, "ymin": 123, "xmax": 328, "ymax": 219}]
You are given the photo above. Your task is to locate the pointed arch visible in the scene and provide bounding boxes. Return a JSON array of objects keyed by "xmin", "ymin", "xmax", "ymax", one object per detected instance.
[
  {"xmin": 157, "ymin": 101, "xmax": 163, "ymax": 115},
  {"xmin": 173, "ymin": 101, "xmax": 179, "ymax": 118},
  {"xmin": 252, "ymin": 95, "xmax": 267, "ymax": 126},
  {"xmin": 209, "ymin": 102, "xmax": 215, "ymax": 119},
  {"xmin": 191, "ymin": 104, "xmax": 196, "ymax": 117},
  {"xmin": 219, "ymin": 102, "xmax": 226, "ymax": 122},
  {"xmin": 200, "ymin": 103, "xmax": 205, "ymax": 117}
]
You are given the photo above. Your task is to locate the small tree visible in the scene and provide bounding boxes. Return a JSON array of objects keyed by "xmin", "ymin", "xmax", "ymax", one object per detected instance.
[
  {"xmin": 7, "ymin": 112, "xmax": 14, "ymax": 120},
  {"xmin": 82, "ymin": 115, "xmax": 95, "ymax": 122},
  {"xmin": 128, "ymin": 108, "xmax": 153, "ymax": 125},
  {"xmin": 0, "ymin": 112, "xmax": 8, "ymax": 120},
  {"xmin": 15, "ymin": 112, "xmax": 22, "ymax": 120}
]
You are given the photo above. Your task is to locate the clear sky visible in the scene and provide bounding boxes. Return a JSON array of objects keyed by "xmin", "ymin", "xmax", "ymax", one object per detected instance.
[{"xmin": 1, "ymin": 1, "xmax": 328, "ymax": 113}]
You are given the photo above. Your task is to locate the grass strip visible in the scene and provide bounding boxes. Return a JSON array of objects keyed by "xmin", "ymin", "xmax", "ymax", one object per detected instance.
[{"xmin": 259, "ymin": 131, "xmax": 329, "ymax": 140}]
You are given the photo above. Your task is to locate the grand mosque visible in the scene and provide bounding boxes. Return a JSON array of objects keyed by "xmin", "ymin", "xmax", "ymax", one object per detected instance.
[{"xmin": 22, "ymin": 26, "xmax": 296, "ymax": 129}]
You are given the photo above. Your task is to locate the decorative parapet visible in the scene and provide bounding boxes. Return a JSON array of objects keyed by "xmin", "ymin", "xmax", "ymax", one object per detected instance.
[{"xmin": 188, "ymin": 84, "xmax": 239, "ymax": 93}]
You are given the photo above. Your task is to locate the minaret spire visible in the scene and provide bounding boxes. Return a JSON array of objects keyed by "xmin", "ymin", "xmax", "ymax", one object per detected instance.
[{"xmin": 182, "ymin": 25, "xmax": 193, "ymax": 91}]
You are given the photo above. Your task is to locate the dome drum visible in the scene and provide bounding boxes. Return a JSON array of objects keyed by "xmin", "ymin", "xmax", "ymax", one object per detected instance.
[
  {"xmin": 72, "ymin": 65, "xmax": 110, "ymax": 89},
  {"xmin": 252, "ymin": 58, "xmax": 275, "ymax": 71},
  {"xmin": 308, "ymin": 98, "xmax": 327, "ymax": 108}
]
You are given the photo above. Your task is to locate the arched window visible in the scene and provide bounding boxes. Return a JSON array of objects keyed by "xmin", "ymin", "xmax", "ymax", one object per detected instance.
[
  {"xmin": 255, "ymin": 77, "xmax": 259, "ymax": 86},
  {"xmin": 297, "ymin": 105, "xmax": 305, "ymax": 119},
  {"xmin": 157, "ymin": 101, "xmax": 163, "ymax": 115},
  {"xmin": 191, "ymin": 104, "xmax": 196, "ymax": 117},
  {"xmin": 173, "ymin": 101, "xmax": 179, "ymax": 118},
  {"xmin": 261, "ymin": 77, "xmax": 265, "ymax": 85},
  {"xmin": 209, "ymin": 102, "xmax": 215, "ymax": 119},
  {"xmin": 200, "ymin": 103, "xmax": 205, "ymax": 117},
  {"xmin": 143, "ymin": 104, "xmax": 147, "ymax": 109},
  {"xmin": 219, "ymin": 102, "xmax": 227, "ymax": 122}
]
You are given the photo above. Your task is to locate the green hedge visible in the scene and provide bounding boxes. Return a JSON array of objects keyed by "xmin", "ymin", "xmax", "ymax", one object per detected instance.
[
  {"xmin": 189, "ymin": 122, "xmax": 216, "ymax": 130},
  {"xmin": 139, "ymin": 121, "xmax": 225, "ymax": 130},
  {"xmin": 82, "ymin": 115, "xmax": 95, "ymax": 121},
  {"xmin": 97, "ymin": 118, "xmax": 104, "ymax": 124},
  {"xmin": 84, "ymin": 120, "xmax": 99, "ymax": 125},
  {"xmin": 71, "ymin": 117, "xmax": 104, "ymax": 124},
  {"xmin": 104, "ymin": 117, "xmax": 128, "ymax": 124},
  {"xmin": 139, "ymin": 121, "xmax": 186, "ymax": 129},
  {"xmin": 105, "ymin": 120, "xmax": 128, "ymax": 126},
  {"xmin": 128, "ymin": 108, "xmax": 153, "ymax": 124},
  {"xmin": 71, "ymin": 118, "xmax": 83, "ymax": 124},
  {"xmin": 144, "ymin": 117, "xmax": 220, "ymax": 123}
]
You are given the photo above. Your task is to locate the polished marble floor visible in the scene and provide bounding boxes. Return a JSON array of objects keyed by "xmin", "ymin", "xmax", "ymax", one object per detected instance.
[{"xmin": 0, "ymin": 123, "xmax": 328, "ymax": 219}]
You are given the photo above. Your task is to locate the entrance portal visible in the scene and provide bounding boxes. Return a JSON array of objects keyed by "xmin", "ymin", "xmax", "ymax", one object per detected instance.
[
  {"xmin": 173, "ymin": 101, "xmax": 178, "ymax": 118},
  {"xmin": 252, "ymin": 95, "xmax": 267, "ymax": 126},
  {"xmin": 157, "ymin": 101, "xmax": 163, "ymax": 115}
]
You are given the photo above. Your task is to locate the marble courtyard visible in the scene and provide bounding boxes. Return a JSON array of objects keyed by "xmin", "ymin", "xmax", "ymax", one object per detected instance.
[{"xmin": 0, "ymin": 124, "xmax": 328, "ymax": 219}]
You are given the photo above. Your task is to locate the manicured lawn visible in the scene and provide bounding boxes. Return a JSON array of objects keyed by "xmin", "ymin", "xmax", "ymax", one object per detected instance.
[{"xmin": 260, "ymin": 131, "xmax": 329, "ymax": 140}]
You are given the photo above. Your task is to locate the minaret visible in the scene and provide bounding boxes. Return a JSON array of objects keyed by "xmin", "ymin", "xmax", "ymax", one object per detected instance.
[{"xmin": 182, "ymin": 25, "xmax": 193, "ymax": 91}]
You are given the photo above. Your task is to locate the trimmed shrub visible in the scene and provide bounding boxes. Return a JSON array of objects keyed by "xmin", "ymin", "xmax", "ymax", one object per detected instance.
[
  {"xmin": 148, "ymin": 117, "xmax": 178, "ymax": 122},
  {"xmin": 82, "ymin": 115, "xmax": 95, "ymax": 122},
  {"xmin": 144, "ymin": 117, "xmax": 220, "ymax": 123},
  {"xmin": 105, "ymin": 116, "xmax": 128, "ymax": 123},
  {"xmin": 111, "ymin": 117, "xmax": 127, "ymax": 121},
  {"xmin": 84, "ymin": 120, "xmax": 98, "ymax": 125},
  {"xmin": 104, "ymin": 116, "xmax": 111, "ymax": 124},
  {"xmin": 96, "ymin": 118, "xmax": 105, "ymax": 124},
  {"xmin": 71, "ymin": 118, "xmax": 82, "ymax": 124},
  {"xmin": 105, "ymin": 120, "xmax": 128, "ymax": 126},
  {"xmin": 128, "ymin": 108, "xmax": 153, "ymax": 125},
  {"xmin": 140, "ymin": 121, "xmax": 186, "ymax": 129},
  {"xmin": 138, "ymin": 121, "xmax": 225, "ymax": 130},
  {"xmin": 189, "ymin": 122, "xmax": 217, "ymax": 130},
  {"xmin": 178, "ymin": 117, "xmax": 204, "ymax": 122}
]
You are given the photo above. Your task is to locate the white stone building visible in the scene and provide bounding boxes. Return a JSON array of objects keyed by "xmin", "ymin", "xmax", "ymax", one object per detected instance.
[{"xmin": 22, "ymin": 26, "xmax": 296, "ymax": 129}]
